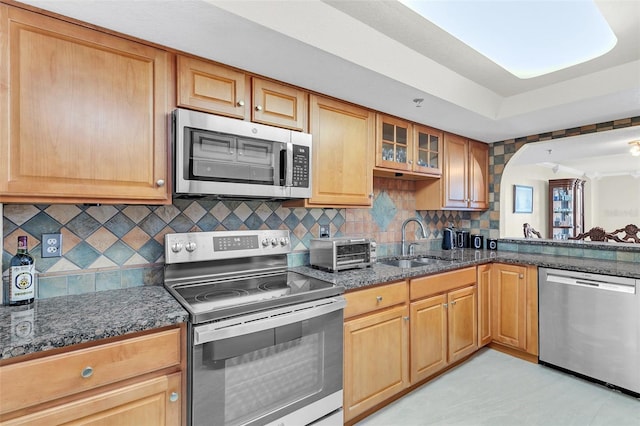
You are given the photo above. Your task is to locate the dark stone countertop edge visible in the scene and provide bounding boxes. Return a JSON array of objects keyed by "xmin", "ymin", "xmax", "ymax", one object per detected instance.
[
  {"xmin": 292, "ymin": 249, "xmax": 640, "ymax": 290},
  {"xmin": 1, "ymin": 286, "xmax": 188, "ymax": 361},
  {"xmin": 500, "ymin": 238, "xmax": 640, "ymax": 252}
]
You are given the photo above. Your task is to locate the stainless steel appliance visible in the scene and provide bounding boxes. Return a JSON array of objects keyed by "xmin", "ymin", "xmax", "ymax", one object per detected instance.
[
  {"xmin": 173, "ymin": 108, "xmax": 312, "ymax": 199},
  {"xmin": 164, "ymin": 230, "xmax": 345, "ymax": 425},
  {"xmin": 309, "ymin": 237, "xmax": 376, "ymax": 272},
  {"xmin": 539, "ymin": 267, "xmax": 639, "ymax": 395}
]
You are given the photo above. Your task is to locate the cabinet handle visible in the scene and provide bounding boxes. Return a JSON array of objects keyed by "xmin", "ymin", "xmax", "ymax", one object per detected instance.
[
  {"xmin": 156, "ymin": 179, "xmax": 165, "ymax": 187},
  {"xmin": 403, "ymin": 316, "xmax": 409, "ymax": 321},
  {"xmin": 519, "ymin": 274, "xmax": 524, "ymax": 279},
  {"xmin": 408, "ymin": 160, "xmax": 412, "ymax": 164},
  {"xmin": 169, "ymin": 392, "xmax": 179, "ymax": 403},
  {"xmin": 443, "ymin": 303, "xmax": 448, "ymax": 308},
  {"xmin": 451, "ymin": 301, "xmax": 456, "ymax": 306},
  {"xmin": 376, "ymin": 296, "xmax": 383, "ymax": 303},
  {"xmin": 369, "ymin": 193, "xmax": 374, "ymax": 198},
  {"xmin": 255, "ymin": 105, "xmax": 263, "ymax": 111},
  {"xmin": 237, "ymin": 100, "xmax": 245, "ymax": 107},
  {"xmin": 81, "ymin": 366, "xmax": 94, "ymax": 379}
]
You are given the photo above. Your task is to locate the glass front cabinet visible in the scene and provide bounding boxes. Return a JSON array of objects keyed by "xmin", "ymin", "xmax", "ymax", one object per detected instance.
[
  {"xmin": 548, "ymin": 178, "xmax": 585, "ymax": 240},
  {"xmin": 375, "ymin": 114, "xmax": 442, "ymax": 177}
]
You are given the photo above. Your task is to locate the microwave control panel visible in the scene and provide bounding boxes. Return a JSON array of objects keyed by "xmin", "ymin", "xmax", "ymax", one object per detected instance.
[{"xmin": 292, "ymin": 145, "xmax": 310, "ymax": 188}]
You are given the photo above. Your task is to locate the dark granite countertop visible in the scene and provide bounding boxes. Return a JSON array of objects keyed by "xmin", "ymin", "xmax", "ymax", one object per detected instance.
[
  {"xmin": 1, "ymin": 286, "xmax": 188, "ymax": 361},
  {"xmin": 292, "ymin": 249, "xmax": 640, "ymax": 291}
]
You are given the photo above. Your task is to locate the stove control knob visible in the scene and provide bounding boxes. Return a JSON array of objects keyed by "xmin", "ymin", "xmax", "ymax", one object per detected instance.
[
  {"xmin": 171, "ymin": 242, "xmax": 183, "ymax": 253},
  {"xmin": 271, "ymin": 238, "xmax": 278, "ymax": 247},
  {"xmin": 185, "ymin": 242, "xmax": 197, "ymax": 252},
  {"xmin": 279, "ymin": 237, "xmax": 289, "ymax": 246},
  {"xmin": 261, "ymin": 238, "xmax": 270, "ymax": 247}
]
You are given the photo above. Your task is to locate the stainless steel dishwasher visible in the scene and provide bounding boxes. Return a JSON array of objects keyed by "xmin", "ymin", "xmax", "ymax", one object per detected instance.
[{"xmin": 539, "ymin": 267, "xmax": 639, "ymax": 396}]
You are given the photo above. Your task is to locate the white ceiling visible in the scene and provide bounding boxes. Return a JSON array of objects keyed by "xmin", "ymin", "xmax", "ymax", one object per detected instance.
[{"xmin": 18, "ymin": 0, "xmax": 640, "ymax": 144}]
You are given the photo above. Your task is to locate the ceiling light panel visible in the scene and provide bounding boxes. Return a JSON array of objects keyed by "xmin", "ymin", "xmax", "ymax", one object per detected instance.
[{"xmin": 400, "ymin": 0, "xmax": 617, "ymax": 79}]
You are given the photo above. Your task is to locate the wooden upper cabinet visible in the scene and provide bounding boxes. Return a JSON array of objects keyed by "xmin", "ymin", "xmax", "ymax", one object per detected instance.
[
  {"xmin": 468, "ymin": 139, "xmax": 489, "ymax": 210},
  {"xmin": 290, "ymin": 95, "xmax": 374, "ymax": 207},
  {"xmin": 177, "ymin": 55, "xmax": 249, "ymax": 119},
  {"xmin": 376, "ymin": 114, "xmax": 412, "ymax": 172},
  {"xmin": 177, "ymin": 55, "xmax": 308, "ymax": 131},
  {"xmin": 415, "ymin": 133, "xmax": 489, "ymax": 211},
  {"xmin": 0, "ymin": 5, "xmax": 172, "ymax": 204},
  {"xmin": 412, "ymin": 124, "xmax": 442, "ymax": 176},
  {"xmin": 374, "ymin": 115, "xmax": 442, "ymax": 178},
  {"xmin": 251, "ymin": 78, "xmax": 308, "ymax": 131}
]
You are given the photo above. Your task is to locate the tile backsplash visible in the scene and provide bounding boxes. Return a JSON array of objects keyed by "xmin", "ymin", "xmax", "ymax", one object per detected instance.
[{"xmin": 2, "ymin": 177, "xmax": 481, "ymax": 299}]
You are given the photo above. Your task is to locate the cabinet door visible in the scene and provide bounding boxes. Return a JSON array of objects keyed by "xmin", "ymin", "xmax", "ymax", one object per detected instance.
[
  {"xmin": 0, "ymin": 6, "xmax": 171, "ymax": 204},
  {"xmin": 307, "ymin": 95, "xmax": 374, "ymax": 207},
  {"xmin": 410, "ymin": 294, "xmax": 447, "ymax": 384},
  {"xmin": 376, "ymin": 114, "xmax": 412, "ymax": 171},
  {"xmin": 413, "ymin": 124, "xmax": 442, "ymax": 176},
  {"xmin": 448, "ymin": 285, "xmax": 478, "ymax": 363},
  {"xmin": 468, "ymin": 140, "xmax": 489, "ymax": 210},
  {"xmin": 2, "ymin": 373, "xmax": 182, "ymax": 426},
  {"xmin": 492, "ymin": 264, "xmax": 527, "ymax": 350},
  {"xmin": 344, "ymin": 304, "xmax": 409, "ymax": 421},
  {"xmin": 251, "ymin": 78, "xmax": 307, "ymax": 131},
  {"xmin": 177, "ymin": 55, "xmax": 248, "ymax": 119},
  {"xmin": 442, "ymin": 133, "xmax": 468, "ymax": 208},
  {"xmin": 477, "ymin": 264, "xmax": 492, "ymax": 347}
]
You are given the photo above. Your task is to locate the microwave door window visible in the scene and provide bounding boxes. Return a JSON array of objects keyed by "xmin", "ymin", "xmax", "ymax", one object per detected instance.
[{"xmin": 236, "ymin": 138, "xmax": 279, "ymax": 185}]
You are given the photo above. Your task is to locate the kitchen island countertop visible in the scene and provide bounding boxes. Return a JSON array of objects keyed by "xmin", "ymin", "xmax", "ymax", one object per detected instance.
[
  {"xmin": 0, "ymin": 285, "xmax": 188, "ymax": 361},
  {"xmin": 292, "ymin": 249, "xmax": 640, "ymax": 290}
]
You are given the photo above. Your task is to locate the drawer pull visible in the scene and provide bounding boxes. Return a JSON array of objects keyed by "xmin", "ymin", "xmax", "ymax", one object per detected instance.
[
  {"xmin": 376, "ymin": 296, "xmax": 383, "ymax": 303},
  {"xmin": 81, "ymin": 366, "xmax": 94, "ymax": 379},
  {"xmin": 169, "ymin": 392, "xmax": 179, "ymax": 403}
]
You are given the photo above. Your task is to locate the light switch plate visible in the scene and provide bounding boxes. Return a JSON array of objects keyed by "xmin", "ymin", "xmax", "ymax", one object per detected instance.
[{"xmin": 42, "ymin": 233, "xmax": 62, "ymax": 258}]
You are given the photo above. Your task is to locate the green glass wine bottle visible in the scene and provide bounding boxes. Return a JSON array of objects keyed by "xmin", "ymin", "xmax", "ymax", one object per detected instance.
[{"xmin": 8, "ymin": 236, "xmax": 35, "ymax": 305}]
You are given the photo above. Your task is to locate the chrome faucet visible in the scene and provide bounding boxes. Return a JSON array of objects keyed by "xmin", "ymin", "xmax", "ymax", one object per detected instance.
[{"xmin": 401, "ymin": 218, "xmax": 427, "ymax": 257}]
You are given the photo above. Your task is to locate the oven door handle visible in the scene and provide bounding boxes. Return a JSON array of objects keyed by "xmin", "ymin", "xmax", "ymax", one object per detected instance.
[{"xmin": 194, "ymin": 297, "xmax": 346, "ymax": 345}]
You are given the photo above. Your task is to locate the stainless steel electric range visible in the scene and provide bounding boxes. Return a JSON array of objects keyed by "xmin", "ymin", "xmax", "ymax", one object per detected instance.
[{"xmin": 164, "ymin": 229, "xmax": 345, "ymax": 426}]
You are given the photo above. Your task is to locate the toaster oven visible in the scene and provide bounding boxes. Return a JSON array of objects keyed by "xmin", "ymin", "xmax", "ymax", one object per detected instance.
[{"xmin": 310, "ymin": 237, "xmax": 377, "ymax": 272}]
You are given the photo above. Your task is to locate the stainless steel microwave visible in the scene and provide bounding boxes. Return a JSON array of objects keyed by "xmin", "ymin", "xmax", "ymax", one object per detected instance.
[{"xmin": 173, "ymin": 108, "xmax": 312, "ymax": 199}]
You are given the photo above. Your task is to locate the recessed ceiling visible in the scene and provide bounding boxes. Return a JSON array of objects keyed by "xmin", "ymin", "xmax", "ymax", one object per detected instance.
[{"xmin": 18, "ymin": 0, "xmax": 640, "ymax": 142}]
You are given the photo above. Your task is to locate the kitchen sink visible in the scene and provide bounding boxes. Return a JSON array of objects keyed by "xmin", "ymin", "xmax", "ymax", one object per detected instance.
[{"xmin": 379, "ymin": 259, "xmax": 427, "ymax": 268}]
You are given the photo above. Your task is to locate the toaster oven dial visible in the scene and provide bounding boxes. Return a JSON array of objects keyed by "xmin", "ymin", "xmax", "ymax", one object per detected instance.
[
  {"xmin": 271, "ymin": 238, "xmax": 278, "ymax": 247},
  {"xmin": 185, "ymin": 242, "xmax": 197, "ymax": 252},
  {"xmin": 261, "ymin": 238, "xmax": 270, "ymax": 247},
  {"xmin": 279, "ymin": 237, "xmax": 289, "ymax": 246},
  {"xmin": 171, "ymin": 242, "xmax": 183, "ymax": 253}
]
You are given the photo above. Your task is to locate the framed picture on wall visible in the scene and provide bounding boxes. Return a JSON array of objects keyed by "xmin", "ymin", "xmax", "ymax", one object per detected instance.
[{"xmin": 513, "ymin": 185, "xmax": 533, "ymax": 213}]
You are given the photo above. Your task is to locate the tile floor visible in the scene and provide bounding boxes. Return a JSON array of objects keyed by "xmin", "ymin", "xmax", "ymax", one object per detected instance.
[{"xmin": 356, "ymin": 348, "xmax": 640, "ymax": 426}]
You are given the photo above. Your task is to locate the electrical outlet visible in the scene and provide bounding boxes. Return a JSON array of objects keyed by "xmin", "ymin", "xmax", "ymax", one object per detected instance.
[
  {"xmin": 42, "ymin": 233, "xmax": 62, "ymax": 258},
  {"xmin": 319, "ymin": 225, "xmax": 330, "ymax": 238}
]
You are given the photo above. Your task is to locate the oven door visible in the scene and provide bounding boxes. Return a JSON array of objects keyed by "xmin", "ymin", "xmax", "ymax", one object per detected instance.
[{"xmin": 190, "ymin": 297, "xmax": 345, "ymax": 426}]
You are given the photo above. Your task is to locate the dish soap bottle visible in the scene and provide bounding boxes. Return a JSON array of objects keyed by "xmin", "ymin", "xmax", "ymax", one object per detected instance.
[{"xmin": 7, "ymin": 236, "xmax": 35, "ymax": 305}]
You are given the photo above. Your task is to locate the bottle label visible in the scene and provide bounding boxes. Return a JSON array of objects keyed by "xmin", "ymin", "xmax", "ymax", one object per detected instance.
[{"xmin": 9, "ymin": 264, "xmax": 35, "ymax": 302}]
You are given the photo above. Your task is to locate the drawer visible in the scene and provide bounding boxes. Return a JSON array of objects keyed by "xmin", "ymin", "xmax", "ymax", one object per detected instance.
[
  {"xmin": 344, "ymin": 281, "xmax": 408, "ymax": 319},
  {"xmin": 0, "ymin": 328, "xmax": 181, "ymax": 415},
  {"xmin": 410, "ymin": 267, "xmax": 476, "ymax": 301}
]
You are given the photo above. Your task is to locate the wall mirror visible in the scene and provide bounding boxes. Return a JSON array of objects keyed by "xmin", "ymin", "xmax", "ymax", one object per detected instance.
[{"xmin": 500, "ymin": 125, "xmax": 640, "ymax": 239}]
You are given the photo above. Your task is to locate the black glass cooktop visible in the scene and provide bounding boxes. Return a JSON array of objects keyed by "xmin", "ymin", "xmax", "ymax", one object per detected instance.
[{"xmin": 169, "ymin": 271, "xmax": 340, "ymax": 323}]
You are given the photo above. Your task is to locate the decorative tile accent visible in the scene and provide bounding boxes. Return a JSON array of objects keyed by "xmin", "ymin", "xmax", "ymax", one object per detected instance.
[{"xmin": 370, "ymin": 191, "xmax": 397, "ymax": 231}]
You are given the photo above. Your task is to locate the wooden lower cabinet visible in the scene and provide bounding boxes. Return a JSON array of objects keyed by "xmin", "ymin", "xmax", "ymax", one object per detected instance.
[
  {"xmin": 0, "ymin": 326, "xmax": 184, "ymax": 425},
  {"xmin": 410, "ymin": 284, "xmax": 477, "ymax": 384},
  {"xmin": 491, "ymin": 263, "xmax": 538, "ymax": 357},
  {"xmin": 2, "ymin": 373, "xmax": 182, "ymax": 426},
  {"xmin": 343, "ymin": 301, "xmax": 409, "ymax": 422}
]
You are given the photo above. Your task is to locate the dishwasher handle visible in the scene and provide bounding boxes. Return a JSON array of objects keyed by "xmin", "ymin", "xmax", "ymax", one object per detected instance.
[{"xmin": 546, "ymin": 273, "xmax": 636, "ymax": 294}]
